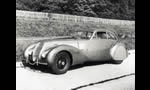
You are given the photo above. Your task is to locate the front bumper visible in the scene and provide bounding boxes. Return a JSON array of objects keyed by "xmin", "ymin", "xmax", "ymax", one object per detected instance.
[
  {"xmin": 26, "ymin": 53, "xmax": 47, "ymax": 65},
  {"xmin": 26, "ymin": 52, "xmax": 37, "ymax": 65}
]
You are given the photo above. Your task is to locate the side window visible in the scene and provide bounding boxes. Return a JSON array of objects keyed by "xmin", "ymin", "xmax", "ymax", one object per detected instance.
[
  {"xmin": 86, "ymin": 32, "xmax": 93, "ymax": 39},
  {"xmin": 97, "ymin": 32, "xmax": 107, "ymax": 39},
  {"xmin": 107, "ymin": 32, "xmax": 117, "ymax": 40}
]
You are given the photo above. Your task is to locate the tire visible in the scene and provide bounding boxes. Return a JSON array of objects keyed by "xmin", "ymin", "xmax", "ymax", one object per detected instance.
[
  {"xmin": 22, "ymin": 59, "xmax": 37, "ymax": 68},
  {"xmin": 50, "ymin": 52, "xmax": 71, "ymax": 74},
  {"xmin": 112, "ymin": 60, "xmax": 123, "ymax": 64},
  {"xmin": 22, "ymin": 59, "xmax": 30, "ymax": 67}
]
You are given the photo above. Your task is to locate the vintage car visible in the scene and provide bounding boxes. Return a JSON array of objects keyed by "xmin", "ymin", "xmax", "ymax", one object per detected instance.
[{"xmin": 24, "ymin": 29, "xmax": 128, "ymax": 74}]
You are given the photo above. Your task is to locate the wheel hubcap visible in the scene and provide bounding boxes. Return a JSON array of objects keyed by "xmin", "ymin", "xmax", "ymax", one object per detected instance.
[{"xmin": 57, "ymin": 58, "xmax": 66, "ymax": 69}]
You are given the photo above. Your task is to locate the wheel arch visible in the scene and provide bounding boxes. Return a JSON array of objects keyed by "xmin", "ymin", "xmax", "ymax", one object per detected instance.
[
  {"xmin": 57, "ymin": 50, "xmax": 73, "ymax": 65},
  {"xmin": 46, "ymin": 45, "xmax": 79, "ymax": 66}
]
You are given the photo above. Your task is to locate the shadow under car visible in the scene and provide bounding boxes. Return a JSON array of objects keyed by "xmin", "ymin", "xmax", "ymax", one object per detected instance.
[{"xmin": 22, "ymin": 60, "xmax": 118, "ymax": 74}]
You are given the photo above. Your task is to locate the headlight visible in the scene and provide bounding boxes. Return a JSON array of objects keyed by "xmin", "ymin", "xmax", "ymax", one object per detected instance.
[
  {"xmin": 24, "ymin": 44, "xmax": 36, "ymax": 58},
  {"xmin": 41, "ymin": 50, "xmax": 49, "ymax": 58}
]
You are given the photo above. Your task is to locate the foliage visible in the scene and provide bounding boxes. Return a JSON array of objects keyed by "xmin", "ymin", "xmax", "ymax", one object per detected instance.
[{"xmin": 16, "ymin": 0, "xmax": 135, "ymax": 20}]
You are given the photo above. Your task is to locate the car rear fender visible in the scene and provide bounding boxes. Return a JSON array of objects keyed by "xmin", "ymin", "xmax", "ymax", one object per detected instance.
[{"xmin": 110, "ymin": 42, "xmax": 128, "ymax": 60}]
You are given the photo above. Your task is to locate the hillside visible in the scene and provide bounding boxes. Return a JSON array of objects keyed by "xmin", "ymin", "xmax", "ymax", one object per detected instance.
[
  {"xmin": 16, "ymin": 17, "xmax": 135, "ymax": 38},
  {"xmin": 16, "ymin": 0, "xmax": 135, "ymax": 20}
]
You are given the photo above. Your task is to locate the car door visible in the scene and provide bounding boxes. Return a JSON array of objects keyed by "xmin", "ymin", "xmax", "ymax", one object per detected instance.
[
  {"xmin": 85, "ymin": 31, "xmax": 107, "ymax": 61},
  {"xmin": 87, "ymin": 31, "xmax": 117, "ymax": 61}
]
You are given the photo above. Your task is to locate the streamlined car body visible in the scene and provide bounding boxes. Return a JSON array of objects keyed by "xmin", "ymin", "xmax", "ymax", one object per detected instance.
[{"xmin": 24, "ymin": 29, "xmax": 128, "ymax": 74}]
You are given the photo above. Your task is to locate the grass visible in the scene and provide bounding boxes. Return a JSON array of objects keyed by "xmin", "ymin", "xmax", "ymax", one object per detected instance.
[
  {"xmin": 16, "ymin": 18, "xmax": 135, "ymax": 37},
  {"xmin": 16, "ymin": 18, "xmax": 135, "ymax": 62}
]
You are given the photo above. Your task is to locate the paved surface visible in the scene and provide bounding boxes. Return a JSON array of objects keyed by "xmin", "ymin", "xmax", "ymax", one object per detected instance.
[
  {"xmin": 16, "ymin": 50, "xmax": 135, "ymax": 90},
  {"xmin": 78, "ymin": 75, "xmax": 135, "ymax": 90}
]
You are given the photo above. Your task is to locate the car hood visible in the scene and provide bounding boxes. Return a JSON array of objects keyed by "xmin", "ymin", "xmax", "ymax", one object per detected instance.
[
  {"xmin": 39, "ymin": 36, "xmax": 79, "ymax": 49},
  {"xmin": 27, "ymin": 36, "xmax": 79, "ymax": 59}
]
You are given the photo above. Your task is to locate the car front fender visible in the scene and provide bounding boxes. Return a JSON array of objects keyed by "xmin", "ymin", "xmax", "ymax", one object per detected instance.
[{"xmin": 46, "ymin": 45, "xmax": 86, "ymax": 66}]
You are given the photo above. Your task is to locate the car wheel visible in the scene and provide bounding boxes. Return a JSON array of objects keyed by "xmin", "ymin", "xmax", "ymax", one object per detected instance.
[
  {"xmin": 50, "ymin": 52, "xmax": 71, "ymax": 74},
  {"xmin": 112, "ymin": 60, "xmax": 123, "ymax": 64},
  {"xmin": 22, "ymin": 59, "xmax": 37, "ymax": 68}
]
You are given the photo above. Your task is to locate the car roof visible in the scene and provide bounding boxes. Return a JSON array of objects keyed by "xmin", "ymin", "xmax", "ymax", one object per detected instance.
[{"xmin": 75, "ymin": 28, "xmax": 118, "ymax": 35}]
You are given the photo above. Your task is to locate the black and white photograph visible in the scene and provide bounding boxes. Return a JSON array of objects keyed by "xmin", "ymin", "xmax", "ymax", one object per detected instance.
[{"xmin": 16, "ymin": 0, "xmax": 135, "ymax": 90}]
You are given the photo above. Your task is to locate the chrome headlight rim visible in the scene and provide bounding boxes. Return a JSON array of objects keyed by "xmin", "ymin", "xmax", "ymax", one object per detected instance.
[{"xmin": 24, "ymin": 44, "xmax": 36, "ymax": 58}]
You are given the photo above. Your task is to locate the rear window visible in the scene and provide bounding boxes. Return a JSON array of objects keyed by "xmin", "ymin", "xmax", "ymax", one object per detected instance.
[
  {"xmin": 97, "ymin": 32, "xmax": 107, "ymax": 39},
  {"xmin": 107, "ymin": 32, "xmax": 117, "ymax": 40}
]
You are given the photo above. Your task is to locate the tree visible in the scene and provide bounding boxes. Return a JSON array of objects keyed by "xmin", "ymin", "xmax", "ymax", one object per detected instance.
[{"xmin": 16, "ymin": 0, "xmax": 135, "ymax": 20}]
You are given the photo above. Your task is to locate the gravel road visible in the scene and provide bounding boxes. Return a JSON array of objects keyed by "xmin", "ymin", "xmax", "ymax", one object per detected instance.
[{"xmin": 16, "ymin": 50, "xmax": 135, "ymax": 90}]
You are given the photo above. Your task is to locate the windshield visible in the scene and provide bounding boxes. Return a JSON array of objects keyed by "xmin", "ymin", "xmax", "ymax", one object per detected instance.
[{"xmin": 71, "ymin": 31, "xmax": 93, "ymax": 39}]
